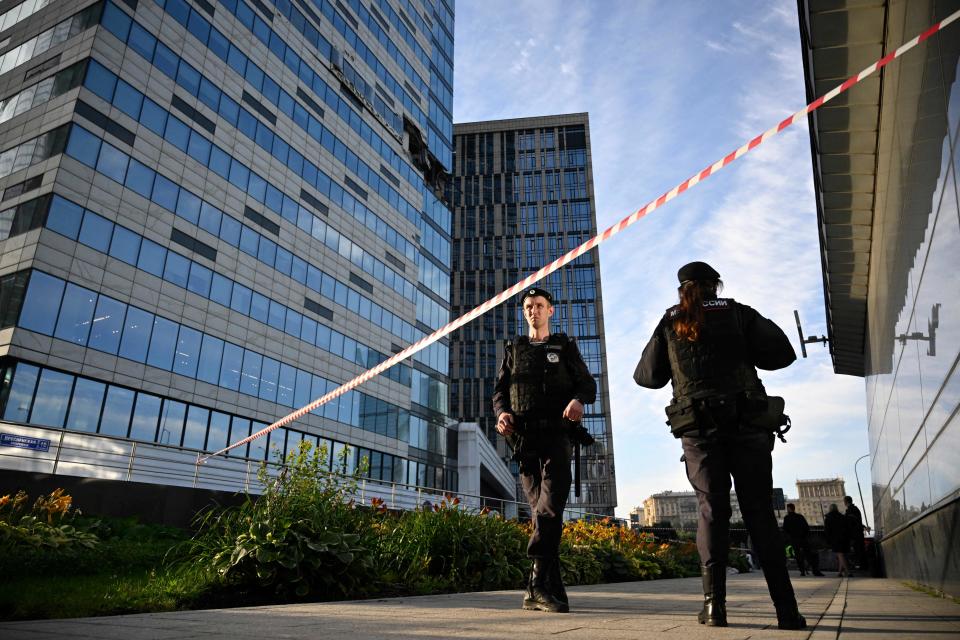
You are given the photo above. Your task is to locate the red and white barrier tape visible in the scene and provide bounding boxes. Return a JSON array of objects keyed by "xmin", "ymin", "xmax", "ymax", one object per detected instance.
[{"xmin": 198, "ymin": 8, "xmax": 960, "ymax": 464}]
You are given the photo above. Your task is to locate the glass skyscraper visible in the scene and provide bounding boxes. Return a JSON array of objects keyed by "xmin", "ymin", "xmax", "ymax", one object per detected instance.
[
  {"xmin": 0, "ymin": 0, "xmax": 457, "ymax": 494},
  {"xmin": 450, "ymin": 114, "xmax": 617, "ymax": 515}
]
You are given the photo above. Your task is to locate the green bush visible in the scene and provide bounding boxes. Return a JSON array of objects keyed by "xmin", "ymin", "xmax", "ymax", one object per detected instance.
[
  {"xmin": 374, "ymin": 499, "xmax": 527, "ymax": 593},
  {"xmin": 177, "ymin": 442, "xmax": 375, "ymax": 598},
  {"xmin": 0, "ymin": 489, "xmax": 98, "ymax": 554}
]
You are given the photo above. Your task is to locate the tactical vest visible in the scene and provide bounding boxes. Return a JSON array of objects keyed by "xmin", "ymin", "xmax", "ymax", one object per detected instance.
[
  {"xmin": 508, "ymin": 333, "xmax": 575, "ymax": 417},
  {"xmin": 664, "ymin": 298, "xmax": 764, "ymax": 400}
]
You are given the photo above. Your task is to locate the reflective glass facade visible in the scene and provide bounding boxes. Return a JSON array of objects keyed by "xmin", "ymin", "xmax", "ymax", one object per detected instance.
[
  {"xmin": 803, "ymin": 0, "xmax": 960, "ymax": 595},
  {"xmin": 0, "ymin": 0, "xmax": 456, "ymax": 491},
  {"xmin": 450, "ymin": 114, "xmax": 617, "ymax": 515}
]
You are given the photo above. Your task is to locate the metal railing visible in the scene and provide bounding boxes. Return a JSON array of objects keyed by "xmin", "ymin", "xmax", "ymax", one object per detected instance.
[{"xmin": 0, "ymin": 422, "xmax": 620, "ymax": 523}]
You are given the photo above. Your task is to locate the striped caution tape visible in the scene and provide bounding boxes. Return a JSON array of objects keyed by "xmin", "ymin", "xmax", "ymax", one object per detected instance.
[{"xmin": 198, "ymin": 8, "xmax": 960, "ymax": 464}]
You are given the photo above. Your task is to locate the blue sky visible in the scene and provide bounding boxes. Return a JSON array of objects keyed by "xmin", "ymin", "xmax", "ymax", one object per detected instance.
[{"xmin": 453, "ymin": 1, "xmax": 874, "ymax": 523}]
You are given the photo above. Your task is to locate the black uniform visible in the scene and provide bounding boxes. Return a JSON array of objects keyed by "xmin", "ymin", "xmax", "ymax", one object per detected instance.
[
  {"xmin": 634, "ymin": 296, "xmax": 800, "ymax": 610},
  {"xmin": 783, "ymin": 511, "xmax": 819, "ymax": 575},
  {"xmin": 845, "ymin": 503, "xmax": 866, "ymax": 568},
  {"xmin": 492, "ymin": 333, "xmax": 596, "ymax": 559}
]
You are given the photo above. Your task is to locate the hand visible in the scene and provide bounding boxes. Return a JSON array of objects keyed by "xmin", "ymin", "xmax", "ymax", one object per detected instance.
[
  {"xmin": 496, "ymin": 413, "xmax": 515, "ymax": 436},
  {"xmin": 563, "ymin": 399, "xmax": 584, "ymax": 422}
]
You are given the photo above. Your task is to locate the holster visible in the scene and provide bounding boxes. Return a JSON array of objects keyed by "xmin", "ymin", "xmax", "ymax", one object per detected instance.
[
  {"xmin": 741, "ymin": 392, "xmax": 792, "ymax": 442},
  {"xmin": 664, "ymin": 395, "xmax": 738, "ymax": 438}
]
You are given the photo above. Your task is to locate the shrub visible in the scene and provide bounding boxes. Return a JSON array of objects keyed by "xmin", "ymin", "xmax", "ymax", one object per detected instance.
[
  {"xmin": 0, "ymin": 489, "xmax": 98, "ymax": 552},
  {"xmin": 375, "ymin": 498, "xmax": 527, "ymax": 594},
  {"xmin": 177, "ymin": 441, "xmax": 375, "ymax": 598}
]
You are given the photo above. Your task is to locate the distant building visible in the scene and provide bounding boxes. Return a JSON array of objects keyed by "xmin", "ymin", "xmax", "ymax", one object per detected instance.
[
  {"xmin": 794, "ymin": 478, "xmax": 846, "ymax": 526},
  {"xmin": 643, "ymin": 490, "xmax": 744, "ymax": 529},
  {"xmin": 449, "ymin": 113, "xmax": 616, "ymax": 515},
  {"xmin": 629, "ymin": 506, "xmax": 644, "ymax": 530}
]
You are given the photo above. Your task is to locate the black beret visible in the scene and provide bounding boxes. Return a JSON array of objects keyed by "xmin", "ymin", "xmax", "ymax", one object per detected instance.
[
  {"xmin": 520, "ymin": 287, "xmax": 554, "ymax": 305},
  {"xmin": 678, "ymin": 261, "xmax": 721, "ymax": 284}
]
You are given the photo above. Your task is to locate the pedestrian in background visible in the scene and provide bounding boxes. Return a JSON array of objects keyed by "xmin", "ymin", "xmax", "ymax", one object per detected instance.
[
  {"xmin": 633, "ymin": 261, "xmax": 806, "ymax": 630},
  {"xmin": 844, "ymin": 496, "xmax": 867, "ymax": 570},
  {"xmin": 782, "ymin": 503, "xmax": 823, "ymax": 576},
  {"xmin": 824, "ymin": 503, "xmax": 852, "ymax": 577},
  {"xmin": 493, "ymin": 287, "xmax": 596, "ymax": 613}
]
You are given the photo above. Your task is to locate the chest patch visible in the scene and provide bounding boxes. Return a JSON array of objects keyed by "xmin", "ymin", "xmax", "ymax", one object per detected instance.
[{"xmin": 546, "ymin": 352, "xmax": 560, "ymax": 363}]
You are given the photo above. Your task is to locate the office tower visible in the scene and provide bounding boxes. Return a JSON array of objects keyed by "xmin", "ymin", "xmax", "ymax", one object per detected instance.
[
  {"xmin": 450, "ymin": 114, "xmax": 617, "ymax": 515},
  {"xmin": 0, "ymin": 0, "xmax": 457, "ymax": 497}
]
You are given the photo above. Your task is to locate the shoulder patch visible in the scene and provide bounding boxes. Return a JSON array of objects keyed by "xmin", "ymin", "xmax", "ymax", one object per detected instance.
[{"xmin": 702, "ymin": 298, "xmax": 731, "ymax": 311}]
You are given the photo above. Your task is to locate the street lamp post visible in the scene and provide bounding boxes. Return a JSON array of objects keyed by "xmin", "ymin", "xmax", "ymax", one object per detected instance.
[{"xmin": 854, "ymin": 453, "xmax": 871, "ymax": 530}]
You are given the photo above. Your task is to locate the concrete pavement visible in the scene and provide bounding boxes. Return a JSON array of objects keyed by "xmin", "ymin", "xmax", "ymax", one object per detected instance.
[{"xmin": 1, "ymin": 572, "xmax": 958, "ymax": 639}]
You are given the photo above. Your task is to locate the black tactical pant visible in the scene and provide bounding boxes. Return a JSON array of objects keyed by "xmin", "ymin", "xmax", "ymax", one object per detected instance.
[
  {"xmin": 682, "ymin": 428, "xmax": 796, "ymax": 604},
  {"xmin": 519, "ymin": 433, "xmax": 572, "ymax": 558}
]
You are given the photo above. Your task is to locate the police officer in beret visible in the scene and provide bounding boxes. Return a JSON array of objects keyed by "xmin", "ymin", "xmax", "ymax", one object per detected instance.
[
  {"xmin": 633, "ymin": 262, "xmax": 806, "ymax": 630},
  {"xmin": 493, "ymin": 287, "xmax": 596, "ymax": 613}
]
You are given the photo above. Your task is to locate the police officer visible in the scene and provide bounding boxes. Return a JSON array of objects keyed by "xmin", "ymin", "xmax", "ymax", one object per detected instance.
[
  {"xmin": 633, "ymin": 262, "xmax": 806, "ymax": 630},
  {"xmin": 493, "ymin": 287, "xmax": 596, "ymax": 613}
]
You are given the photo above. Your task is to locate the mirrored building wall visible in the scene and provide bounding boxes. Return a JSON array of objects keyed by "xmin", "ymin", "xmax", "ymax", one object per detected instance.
[
  {"xmin": 450, "ymin": 114, "xmax": 617, "ymax": 515},
  {"xmin": 801, "ymin": 0, "xmax": 960, "ymax": 595}
]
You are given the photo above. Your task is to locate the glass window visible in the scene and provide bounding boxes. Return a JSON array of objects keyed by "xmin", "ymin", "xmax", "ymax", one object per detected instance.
[
  {"xmin": 95, "ymin": 142, "xmax": 129, "ymax": 183},
  {"xmin": 187, "ymin": 131, "xmax": 212, "ymax": 166},
  {"xmin": 209, "ymin": 146, "xmax": 230, "ymax": 178},
  {"xmin": 78, "ymin": 212, "xmax": 113, "ymax": 253},
  {"xmin": 198, "ymin": 201, "xmax": 221, "ymax": 236},
  {"xmin": 88, "ymin": 296, "xmax": 126, "ymax": 355},
  {"xmin": 158, "ymin": 399, "xmax": 186, "ymax": 446},
  {"xmin": 249, "ymin": 292, "xmax": 268, "ymax": 323},
  {"xmin": 46, "ymin": 196, "xmax": 83, "ymax": 239},
  {"xmin": 65, "ymin": 126, "xmax": 101, "ymax": 167},
  {"xmin": 83, "ymin": 60, "xmax": 117, "ymax": 101},
  {"xmin": 267, "ymin": 300, "xmax": 285, "ymax": 330},
  {"xmin": 230, "ymin": 284, "xmax": 252, "ymax": 315},
  {"xmin": 99, "ymin": 386, "xmax": 135, "ymax": 437},
  {"xmin": 67, "ymin": 378, "xmax": 107, "ymax": 433},
  {"xmin": 219, "ymin": 214, "xmax": 241, "ymax": 246},
  {"xmin": 151, "ymin": 174, "xmax": 179, "ymax": 211},
  {"xmin": 137, "ymin": 238, "xmax": 166, "ymax": 277},
  {"xmin": 129, "ymin": 392, "xmax": 161, "ymax": 442},
  {"xmin": 19, "ymin": 271, "xmax": 65, "ymax": 335},
  {"xmin": 218, "ymin": 342, "xmax": 243, "ymax": 390},
  {"xmin": 277, "ymin": 363, "xmax": 296, "ymax": 407},
  {"xmin": 249, "ymin": 421, "xmax": 268, "ymax": 460},
  {"xmin": 140, "ymin": 99, "xmax": 167, "ymax": 136},
  {"xmin": 206, "ymin": 411, "xmax": 229, "ymax": 452},
  {"xmin": 196, "ymin": 334, "xmax": 224, "ymax": 384},
  {"xmin": 182, "ymin": 405, "xmax": 210, "ymax": 450},
  {"xmin": 125, "ymin": 159, "xmax": 155, "ymax": 198},
  {"xmin": 53, "ymin": 283, "xmax": 97, "ymax": 345},
  {"xmin": 163, "ymin": 251, "xmax": 190, "ymax": 288},
  {"xmin": 146, "ymin": 315, "xmax": 178, "ymax": 370},
  {"xmin": 227, "ymin": 416, "xmax": 251, "ymax": 458},
  {"xmin": 258, "ymin": 357, "xmax": 279, "ymax": 402},
  {"xmin": 294, "ymin": 369, "xmax": 311, "ymax": 407},
  {"xmin": 209, "ymin": 273, "xmax": 232, "ymax": 306},
  {"xmin": 113, "ymin": 81, "xmax": 143, "ymax": 119},
  {"xmin": 239, "ymin": 225, "xmax": 258, "ymax": 256},
  {"xmin": 118, "ymin": 306, "xmax": 153, "ymax": 362},
  {"xmin": 30, "ymin": 368, "xmax": 73, "ymax": 427},
  {"xmin": 128, "ymin": 22, "xmax": 156, "ymax": 60},
  {"xmin": 109, "ymin": 224, "xmax": 141, "ymax": 265},
  {"xmin": 175, "ymin": 190, "xmax": 201, "ymax": 225},
  {"xmin": 172, "ymin": 325, "xmax": 202, "ymax": 378},
  {"xmin": 240, "ymin": 350, "xmax": 262, "ymax": 396},
  {"xmin": 187, "ymin": 262, "xmax": 212, "ymax": 297},
  {"xmin": 3, "ymin": 363, "xmax": 39, "ymax": 422}
]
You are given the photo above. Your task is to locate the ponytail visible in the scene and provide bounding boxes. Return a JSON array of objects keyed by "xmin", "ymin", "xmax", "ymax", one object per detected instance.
[{"xmin": 673, "ymin": 280, "xmax": 722, "ymax": 342}]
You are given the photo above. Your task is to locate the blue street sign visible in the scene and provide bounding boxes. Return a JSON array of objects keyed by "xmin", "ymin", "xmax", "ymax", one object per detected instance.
[{"xmin": 0, "ymin": 433, "xmax": 51, "ymax": 452}]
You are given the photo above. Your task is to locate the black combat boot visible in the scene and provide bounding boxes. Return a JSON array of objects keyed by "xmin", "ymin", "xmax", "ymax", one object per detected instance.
[
  {"xmin": 545, "ymin": 556, "xmax": 568, "ymax": 606},
  {"xmin": 523, "ymin": 558, "xmax": 568, "ymax": 613},
  {"xmin": 775, "ymin": 601, "xmax": 807, "ymax": 630},
  {"xmin": 697, "ymin": 565, "xmax": 728, "ymax": 627}
]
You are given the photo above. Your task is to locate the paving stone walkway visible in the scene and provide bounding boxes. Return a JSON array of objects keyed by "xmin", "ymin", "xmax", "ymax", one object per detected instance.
[{"xmin": 2, "ymin": 572, "xmax": 958, "ymax": 639}]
